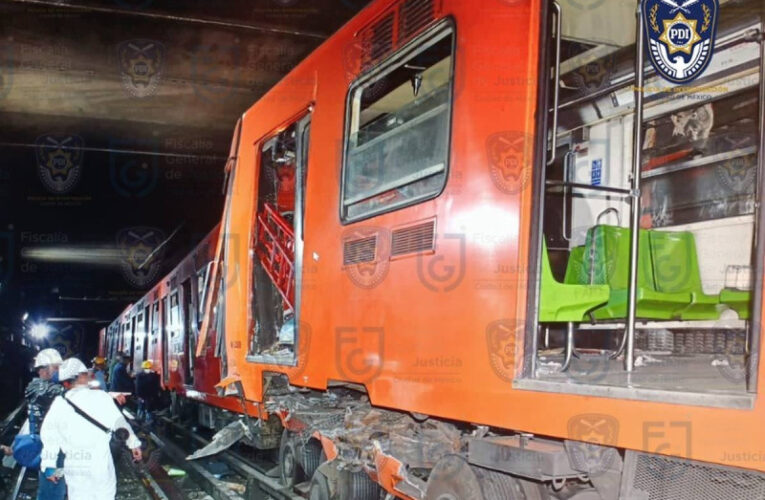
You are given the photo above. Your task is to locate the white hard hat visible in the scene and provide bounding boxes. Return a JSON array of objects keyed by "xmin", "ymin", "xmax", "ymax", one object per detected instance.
[
  {"xmin": 58, "ymin": 358, "xmax": 89, "ymax": 382},
  {"xmin": 33, "ymin": 348, "xmax": 63, "ymax": 369}
]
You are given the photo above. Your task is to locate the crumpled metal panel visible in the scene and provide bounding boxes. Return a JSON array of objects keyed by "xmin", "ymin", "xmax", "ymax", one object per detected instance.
[
  {"xmin": 267, "ymin": 392, "xmax": 461, "ymax": 471},
  {"xmin": 186, "ymin": 420, "xmax": 252, "ymax": 460}
]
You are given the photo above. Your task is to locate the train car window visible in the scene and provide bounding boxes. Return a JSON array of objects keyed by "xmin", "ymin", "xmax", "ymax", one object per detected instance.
[
  {"xmin": 135, "ymin": 312, "xmax": 144, "ymax": 367},
  {"xmin": 197, "ymin": 262, "xmax": 213, "ymax": 327},
  {"xmin": 342, "ymin": 24, "xmax": 454, "ymax": 221},
  {"xmin": 122, "ymin": 322, "xmax": 130, "ymax": 354},
  {"xmin": 181, "ymin": 278, "xmax": 194, "ymax": 381},
  {"xmin": 161, "ymin": 296, "xmax": 170, "ymax": 383},
  {"xmin": 150, "ymin": 301, "xmax": 159, "ymax": 345},
  {"xmin": 142, "ymin": 306, "xmax": 150, "ymax": 360},
  {"xmin": 129, "ymin": 317, "xmax": 136, "ymax": 356},
  {"xmin": 107, "ymin": 325, "xmax": 114, "ymax": 359},
  {"xmin": 641, "ymin": 90, "xmax": 758, "ymax": 228},
  {"xmin": 170, "ymin": 292, "xmax": 180, "ymax": 329},
  {"xmin": 112, "ymin": 324, "xmax": 118, "ymax": 358}
]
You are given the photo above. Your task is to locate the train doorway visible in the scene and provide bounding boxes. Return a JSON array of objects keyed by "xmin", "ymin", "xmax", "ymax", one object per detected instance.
[
  {"xmin": 247, "ymin": 113, "xmax": 311, "ymax": 366},
  {"xmin": 520, "ymin": 1, "xmax": 764, "ymax": 408}
]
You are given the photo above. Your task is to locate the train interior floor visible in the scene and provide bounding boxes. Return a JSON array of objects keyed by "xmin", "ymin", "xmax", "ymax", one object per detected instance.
[{"xmin": 518, "ymin": 324, "xmax": 754, "ymax": 409}]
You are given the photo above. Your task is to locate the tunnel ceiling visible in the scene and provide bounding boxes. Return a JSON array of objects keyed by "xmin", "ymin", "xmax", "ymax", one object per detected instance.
[{"xmin": 0, "ymin": 0, "xmax": 370, "ymax": 343}]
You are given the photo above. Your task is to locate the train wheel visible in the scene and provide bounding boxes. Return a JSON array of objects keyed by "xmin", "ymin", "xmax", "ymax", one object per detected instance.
[
  {"xmin": 302, "ymin": 439, "xmax": 323, "ymax": 480},
  {"xmin": 478, "ymin": 467, "xmax": 548, "ymax": 500},
  {"xmin": 279, "ymin": 430, "xmax": 306, "ymax": 488},
  {"xmin": 425, "ymin": 455, "xmax": 547, "ymax": 500},
  {"xmin": 337, "ymin": 469, "xmax": 383, "ymax": 500},
  {"xmin": 424, "ymin": 455, "xmax": 484, "ymax": 500},
  {"xmin": 308, "ymin": 470, "xmax": 332, "ymax": 500}
]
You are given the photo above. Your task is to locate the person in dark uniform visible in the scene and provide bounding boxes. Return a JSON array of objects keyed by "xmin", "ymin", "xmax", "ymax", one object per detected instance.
[
  {"xmin": 25, "ymin": 348, "xmax": 66, "ymax": 500},
  {"xmin": 108, "ymin": 352, "xmax": 133, "ymax": 394},
  {"xmin": 135, "ymin": 360, "xmax": 161, "ymax": 425}
]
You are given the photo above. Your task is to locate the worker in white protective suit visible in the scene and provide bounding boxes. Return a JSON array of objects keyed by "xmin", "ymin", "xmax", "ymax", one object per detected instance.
[{"xmin": 40, "ymin": 358, "xmax": 143, "ymax": 500}]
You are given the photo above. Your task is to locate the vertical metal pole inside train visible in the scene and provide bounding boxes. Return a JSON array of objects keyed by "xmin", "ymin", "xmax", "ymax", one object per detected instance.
[
  {"xmin": 749, "ymin": 21, "xmax": 765, "ymax": 392},
  {"xmin": 624, "ymin": 3, "xmax": 646, "ymax": 372}
]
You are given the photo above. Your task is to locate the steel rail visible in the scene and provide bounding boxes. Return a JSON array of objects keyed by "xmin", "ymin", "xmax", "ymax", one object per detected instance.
[{"xmin": 158, "ymin": 416, "xmax": 303, "ymax": 500}]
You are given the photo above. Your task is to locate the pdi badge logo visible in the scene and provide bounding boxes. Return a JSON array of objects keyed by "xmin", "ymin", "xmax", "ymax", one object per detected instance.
[
  {"xmin": 117, "ymin": 226, "xmax": 165, "ymax": 288},
  {"xmin": 642, "ymin": 0, "xmax": 719, "ymax": 84},
  {"xmin": 117, "ymin": 39, "xmax": 164, "ymax": 97},
  {"xmin": 342, "ymin": 226, "xmax": 390, "ymax": 290},
  {"xmin": 34, "ymin": 135, "xmax": 84, "ymax": 194},
  {"xmin": 486, "ymin": 131, "xmax": 532, "ymax": 195},
  {"xmin": 486, "ymin": 319, "xmax": 522, "ymax": 382},
  {"xmin": 567, "ymin": 413, "xmax": 620, "ymax": 475}
]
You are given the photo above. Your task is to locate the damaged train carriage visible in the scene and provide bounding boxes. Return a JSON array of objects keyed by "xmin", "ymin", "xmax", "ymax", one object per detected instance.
[{"xmin": 107, "ymin": 0, "xmax": 765, "ymax": 498}]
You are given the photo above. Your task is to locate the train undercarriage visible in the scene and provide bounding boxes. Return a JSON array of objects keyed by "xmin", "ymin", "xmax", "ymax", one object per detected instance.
[{"xmin": 180, "ymin": 376, "xmax": 765, "ymax": 500}]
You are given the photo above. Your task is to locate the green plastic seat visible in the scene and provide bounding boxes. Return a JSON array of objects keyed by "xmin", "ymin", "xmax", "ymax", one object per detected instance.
[
  {"xmin": 539, "ymin": 241, "xmax": 610, "ymax": 322},
  {"xmin": 649, "ymin": 230, "xmax": 724, "ymax": 320},
  {"xmin": 720, "ymin": 289, "xmax": 751, "ymax": 320},
  {"xmin": 563, "ymin": 246, "xmax": 588, "ymax": 285},
  {"xmin": 586, "ymin": 226, "xmax": 691, "ymax": 320}
]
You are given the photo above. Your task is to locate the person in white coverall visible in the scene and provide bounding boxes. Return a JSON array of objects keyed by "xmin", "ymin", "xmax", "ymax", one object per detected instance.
[{"xmin": 40, "ymin": 358, "xmax": 143, "ymax": 500}]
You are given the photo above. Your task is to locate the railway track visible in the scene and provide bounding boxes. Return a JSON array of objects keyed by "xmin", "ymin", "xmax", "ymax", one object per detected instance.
[
  {"xmin": 132, "ymin": 414, "xmax": 304, "ymax": 500},
  {"xmin": 1, "ymin": 403, "xmax": 304, "ymax": 500}
]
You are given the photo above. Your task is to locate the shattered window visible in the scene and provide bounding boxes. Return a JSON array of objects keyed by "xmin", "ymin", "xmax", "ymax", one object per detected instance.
[
  {"xmin": 641, "ymin": 89, "xmax": 758, "ymax": 228},
  {"xmin": 342, "ymin": 24, "xmax": 454, "ymax": 221}
]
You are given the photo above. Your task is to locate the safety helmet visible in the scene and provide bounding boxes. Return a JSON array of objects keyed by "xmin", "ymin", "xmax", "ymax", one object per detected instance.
[
  {"xmin": 58, "ymin": 358, "xmax": 89, "ymax": 382},
  {"xmin": 92, "ymin": 356, "xmax": 106, "ymax": 365},
  {"xmin": 33, "ymin": 348, "xmax": 63, "ymax": 369},
  {"xmin": 141, "ymin": 360, "xmax": 153, "ymax": 369}
]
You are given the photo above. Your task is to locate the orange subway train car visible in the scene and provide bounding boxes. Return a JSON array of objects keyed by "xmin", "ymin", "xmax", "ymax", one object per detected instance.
[
  {"xmin": 103, "ymin": 0, "xmax": 765, "ymax": 498},
  {"xmin": 100, "ymin": 225, "xmax": 247, "ymax": 413}
]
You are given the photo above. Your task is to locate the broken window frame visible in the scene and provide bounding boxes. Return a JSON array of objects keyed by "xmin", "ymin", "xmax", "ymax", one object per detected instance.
[{"xmin": 340, "ymin": 20, "xmax": 456, "ymax": 223}]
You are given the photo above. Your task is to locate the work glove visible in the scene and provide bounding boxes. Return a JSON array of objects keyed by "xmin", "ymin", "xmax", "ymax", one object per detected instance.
[{"xmin": 43, "ymin": 467, "xmax": 63, "ymax": 483}]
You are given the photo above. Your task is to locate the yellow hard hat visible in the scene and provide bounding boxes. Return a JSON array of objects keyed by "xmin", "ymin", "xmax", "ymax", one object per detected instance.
[
  {"xmin": 141, "ymin": 360, "xmax": 153, "ymax": 369},
  {"xmin": 92, "ymin": 356, "xmax": 106, "ymax": 365}
]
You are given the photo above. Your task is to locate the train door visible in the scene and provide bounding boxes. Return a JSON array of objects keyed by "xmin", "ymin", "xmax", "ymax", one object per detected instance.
[
  {"xmin": 122, "ymin": 320, "xmax": 131, "ymax": 356},
  {"xmin": 112, "ymin": 324, "xmax": 119, "ymax": 359},
  {"xmin": 521, "ymin": 0, "xmax": 763, "ymax": 407},
  {"xmin": 106, "ymin": 325, "xmax": 114, "ymax": 360},
  {"xmin": 150, "ymin": 300, "xmax": 159, "ymax": 365},
  {"xmin": 98, "ymin": 328, "xmax": 105, "ymax": 357},
  {"xmin": 131, "ymin": 316, "xmax": 137, "ymax": 361},
  {"xmin": 116, "ymin": 324, "xmax": 122, "ymax": 358},
  {"xmin": 142, "ymin": 305, "xmax": 150, "ymax": 365},
  {"xmin": 161, "ymin": 294, "xmax": 170, "ymax": 384},
  {"xmin": 133, "ymin": 308, "xmax": 145, "ymax": 372},
  {"xmin": 197, "ymin": 262, "xmax": 213, "ymax": 332},
  {"xmin": 248, "ymin": 113, "xmax": 311, "ymax": 365},
  {"xmin": 181, "ymin": 277, "xmax": 194, "ymax": 384},
  {"xmin": 168, "ymin": 289, "xmax": 182, "ymax": 385}
]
